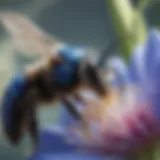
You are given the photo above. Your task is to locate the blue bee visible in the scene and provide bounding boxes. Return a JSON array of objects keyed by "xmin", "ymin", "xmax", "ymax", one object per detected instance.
[
  {"xmin": 0, "ymin": 13, "xmax": 107, "ymax": 147},
  {"xmin": 1, "ymin": 46, "xmax": 107, "ymax": 146}
]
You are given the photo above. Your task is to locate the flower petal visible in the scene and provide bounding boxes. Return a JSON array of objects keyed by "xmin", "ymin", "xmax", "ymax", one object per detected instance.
[
  {"xmin": 106, "ymin": 56, "xmax": 129, "ymax": 87},
  {"xmin": 128, "ymin": 45, "xmax": 145, "ymax": 83}
]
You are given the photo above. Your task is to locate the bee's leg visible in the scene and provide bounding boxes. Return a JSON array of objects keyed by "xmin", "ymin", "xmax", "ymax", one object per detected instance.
[
  {"xmin": 71, "ymin": 92, "xmax": 93, "ymax": 140},
  {"xmin": 81, "ymin": 62, "xmax": 109, "ymax": 124},
  {"xmin": 61, "ymin": 96, "xmax": 82, "ymax": 121},
  {"xmin": 61, "ymin": 94, "xmax": 91, "ymax": 140},
  {"xmin": 82, "ymin": 62, "xmax": 108, "ymax": 97}
]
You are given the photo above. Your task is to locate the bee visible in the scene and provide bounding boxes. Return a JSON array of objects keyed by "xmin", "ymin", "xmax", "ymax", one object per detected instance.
[{"xmin": 0, "ymin": 12, "xmax": 107, "ymax": 147}]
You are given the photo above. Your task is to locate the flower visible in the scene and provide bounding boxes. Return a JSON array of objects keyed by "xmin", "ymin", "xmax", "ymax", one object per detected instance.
[{"xmin": 73, "ymin": 29, "xmax": 160, "ymax": 159}]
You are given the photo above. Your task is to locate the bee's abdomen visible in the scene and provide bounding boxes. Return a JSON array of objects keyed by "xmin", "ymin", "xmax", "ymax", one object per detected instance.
[{"xmin": 1, "ymin": 74, "xmax": 32, "ymax": 145}]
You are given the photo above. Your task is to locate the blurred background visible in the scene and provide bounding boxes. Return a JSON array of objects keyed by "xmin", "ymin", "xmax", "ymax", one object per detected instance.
[{"xmin": 0, "ymin": 0, "xmax": 160, "ymax": 159}]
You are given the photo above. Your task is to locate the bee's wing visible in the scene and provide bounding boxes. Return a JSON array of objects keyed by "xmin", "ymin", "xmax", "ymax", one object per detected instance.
[{"xmin": 0, "ymin": 12, "xmax": 63, "ymax": 58}]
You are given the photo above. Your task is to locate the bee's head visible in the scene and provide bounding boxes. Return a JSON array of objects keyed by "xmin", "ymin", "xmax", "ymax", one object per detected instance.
[{"xmin": 58, "ymin": 46, "xmax": 85, "ymax": 64}]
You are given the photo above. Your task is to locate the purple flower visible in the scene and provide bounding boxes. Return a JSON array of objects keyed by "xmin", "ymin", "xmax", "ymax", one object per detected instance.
[{"xmin": 73, "ymin": 29, "xmax": 160, "ymax": 159}]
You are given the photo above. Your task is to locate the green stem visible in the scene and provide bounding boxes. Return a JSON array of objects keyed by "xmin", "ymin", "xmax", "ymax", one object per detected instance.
[{"xmin": 106, "ymin": 0, "xmax": 147, "ymax": 62}]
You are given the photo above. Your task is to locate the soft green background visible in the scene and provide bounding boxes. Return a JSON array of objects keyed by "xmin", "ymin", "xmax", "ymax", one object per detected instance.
[{"xmin": 0, "ymin": 0, "xmax": 160, "ymax": 159}]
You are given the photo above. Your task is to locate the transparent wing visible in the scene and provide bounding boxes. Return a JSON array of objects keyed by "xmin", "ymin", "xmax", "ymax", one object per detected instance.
[{"xmin": 0, "ymin": 11, "xmax": 63, "ymax": 58}]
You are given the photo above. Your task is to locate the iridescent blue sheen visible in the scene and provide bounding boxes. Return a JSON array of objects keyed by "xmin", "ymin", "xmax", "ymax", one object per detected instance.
[
  {"xmin": 52, "ymin": 46, "xmax": 85, "ymax": 86},
  {"xmin": 59, "ymin": 46, "xmax": 85, "ymax": 64},
  {"xmin": 1, "ymin": 74, "xmax": 28, "ymax": 129}
]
